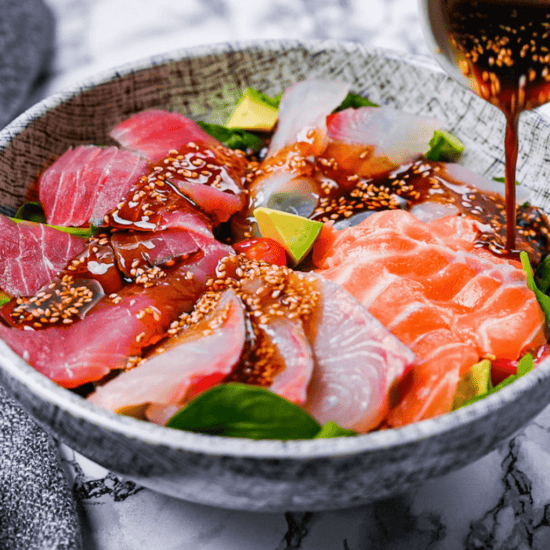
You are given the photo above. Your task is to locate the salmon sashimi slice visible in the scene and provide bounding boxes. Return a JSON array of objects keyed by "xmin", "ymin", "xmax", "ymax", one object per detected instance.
[
  {"xmin": 109, "ymin": 110, "xmax": 221, "ymax": 164},
  {"xmin": 0, "ymin": 216, "xmax": 86, "ymax": 296},
  {"xmin": 303, "ymin": 277, "xmax": 415, "ymax": 433},
  {"xmin": 87, "ymin": 289, "xmax": 246, "ymax": 424},
  {"xmin": 386, "ymin": 330, "xmax": 479, "ymax": 427},
  {"xmin": 313, "ymin": 209, "xmax": 548, "ymax": 426},
  {"xmin": 39, "ymin": 146, "xmax": 148, "ymax": 227}
]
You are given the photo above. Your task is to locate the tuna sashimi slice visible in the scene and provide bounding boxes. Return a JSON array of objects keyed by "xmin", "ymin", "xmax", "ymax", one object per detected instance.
[
  {"xmin": 0, "ymin": 268, "xmax": 204, "ymax": 388},
  {"xmin": 88, "ymin": 149, "xmax": 150, "ymax": 226},
  {"xmin": 0, "ymin": 216, "xmax": 86, "ymax": 296},
  {"xmin": 109, "ymin": 110, "xmax": 221, "ymax": 164},
  {"xmin": 39, "ymin": 145, "xmax": 149, "ymax": 227},
  {"xmin": 87, "ymin": 289, "xmax": 246, "ymax": 424},
  {"xmin": 303, "ymin": 277, "xmax": 415, "ymax": 433},
  {"xmin": 110, "ymin": 228, "xmax": 200, "ymax": 278},
  {"xmin": 172, "ymin": 178, "xmax": 244, "ymax": 224}
]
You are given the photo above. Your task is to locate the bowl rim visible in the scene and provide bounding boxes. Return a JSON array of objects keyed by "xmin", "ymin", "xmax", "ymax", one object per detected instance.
[{"xmin": 1, "ymin": 38, "xmax": 549, "ymax": 460}]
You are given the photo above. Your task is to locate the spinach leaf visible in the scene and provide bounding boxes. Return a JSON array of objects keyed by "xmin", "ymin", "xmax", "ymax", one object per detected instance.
[
  {"xmin": 535, "ymin": 255, "xmax": 550, "ymax": 294},
  {"xmin": 166, "ymin": 383, "xmax": 321, "ymax": 439},
  {"xmin": 458, "ymin": 353, "xmax": 534, "ymax": 409},
  {"xmin": 166, "ymin": 383, "xmax": 358, "ymax": 440},
  {"xmin": 425, "ymin": 130, "xmax": 465, "ymax": 161},
  {"xmin": 9, "ymin": 215, "xmax": 97, "ymax": 238},
  {"xmin": 197, "ymin": 121, "xmax": 264, "ymax": 151},
  {"xmin": 493, "ymin": 176, "xmax": 520, "ymax": 186},
  {"xmin": 245, "ymin": 88, "xmax": 283, "ymax": 110},
  {"xmin": 521, "ymin": 251, "xmax": 550, "ymax": 325},
  {"xmin": 335, "ymin": 92, "xmax": 378, "ymax": 111},
  {"xmin": 14, "ymin": 201, "xmax": 47, "ymax": 223},
  {"xmin": 314, "ymin": 421, "xmax": 357, "ymax": 438},
  {"xmin": 0, "ymin": 293, "xmax": 11, "ymax": 307}
]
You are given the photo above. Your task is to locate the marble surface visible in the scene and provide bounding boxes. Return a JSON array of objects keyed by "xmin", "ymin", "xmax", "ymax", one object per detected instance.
[{"xmin": 30, "ymin": 0, "xmax": 550, "ymax": 548}]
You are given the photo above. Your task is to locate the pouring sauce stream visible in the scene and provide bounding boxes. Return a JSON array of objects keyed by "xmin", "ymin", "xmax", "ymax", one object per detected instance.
[{"xmin": 447, "ymin": 0, "xmax": 550, "ymax": 252}]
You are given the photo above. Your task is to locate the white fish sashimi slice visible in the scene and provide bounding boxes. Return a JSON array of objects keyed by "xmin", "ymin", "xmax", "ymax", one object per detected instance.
[
  {"xmin": 268, "ymin": 79, "xmax": 350, "ymax": 157},
  {"xmin": 260, "ymin": 317, "xmax": 315, "ymax": 404},
  {"xmin": 327, "ymin": 107, "xmax": 441, "ymax": 165},
  {"xmin": 87, "ymin": 289, "xmax": 246, "ymax": 419},
  {"xmin": 303, "ymin": 277, "xmax": 415, "ymax": 433},
  {"xmin": 442, "ymin": 162, "xmax": 530, "ymax": 204}
]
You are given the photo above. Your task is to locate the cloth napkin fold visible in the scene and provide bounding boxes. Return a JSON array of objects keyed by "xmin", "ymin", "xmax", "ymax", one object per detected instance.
[
  {"xmin": 0, "ymin": 386, "xmax": 82, "ymax": 550},
  {"xmin": 0, "ymin": 0, "xmax": 56, "ymax": 128},
  {"xmin": 1, "ymin": 1, "xmax": 82, "ymax": 548}
]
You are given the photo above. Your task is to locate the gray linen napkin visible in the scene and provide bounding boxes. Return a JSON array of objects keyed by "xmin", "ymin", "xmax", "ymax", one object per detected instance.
[
  {"xmin": 0, "ymin": 0, "xmax": 56, "ymax": 128},
  {"xmin": 1, "ymin": 1, "xmax": 82, "ymax": 548},
  {"xmin": 0, "ymin": 386, "xmax": 82, "ymax": 550}
]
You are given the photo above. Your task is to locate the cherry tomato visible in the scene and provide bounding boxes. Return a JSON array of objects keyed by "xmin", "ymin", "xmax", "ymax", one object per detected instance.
[
  {"xmin": 233, "ymin": 238, "xmax": 287, "ymax": 266},
  {"xmin": 490, "ymin": 358, "xmax": 519, "ymax": 386}
]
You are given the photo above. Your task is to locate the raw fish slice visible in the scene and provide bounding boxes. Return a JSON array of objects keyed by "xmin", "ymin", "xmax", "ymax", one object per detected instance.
[
  {"xmin": 303, "ymin": 277, "xmax": 415, "ymax": 433},
  {"xmin": 110, "ymin": 228, "xmax": 200, "ymax": 278},
  {"xmin": 0, "ymin": 216, "xmax": 85, "ymax": 296},
  {"xmin": 89, "ymin": 148, "xmax": 150, "ymax": 226},
  {"xmin": 43, "ymin": 146, "xmax": 99, "ymax": 226},
  {"xmin": 257, "ymin": 317, "xmax": 315, "ymax": 404},
  {"xmin": 268, "ymin": 79, "xmax": 350, "ymax": 158},
  {"xmin": 452, "ymin": 284, "xmax": 546, "ymax": 359},
  {"xmin": 39, "ymin": 145, "xmax": 148, "ymax": 227},
  {"xmin": 386, "ymin": 330, "xmax": 479, "ymax": 427},
  {"xmin": 178, "ymin": 233, "xmax": 235, "ymax": 289},
  {"xmin": 87, "ymin": 289, "xmax": 246, "ymax": 423},
  {"xmin": 326, "ymin": 107, "xmax": 441, "ymax": 175},
  {"xmin": 69, "ymin": 147, "xmax": 118, "ymax": 226},
  {"xmin": 109, "ymin": 110, "xmax": 221, "ymax": 164},
  {"xmin": 0, "ymin": 267, "xmax": 204, "ymax": 388},
  {"xmin": 314, "ymin": 209, "xmax": 548, "ymax": 425},
  {"xmin": 172, "ymin": 179, "xmax": 244, "ymax": 224}
]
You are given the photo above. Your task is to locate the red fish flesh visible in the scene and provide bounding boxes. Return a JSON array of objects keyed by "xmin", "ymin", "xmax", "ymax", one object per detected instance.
[
  {"xmin": 39, "ymin": 146, "xmax": 148, "ymax": 227},
  {"xmin": 0, "ymin": 216, "xmax": 85, "ymax": 296}
]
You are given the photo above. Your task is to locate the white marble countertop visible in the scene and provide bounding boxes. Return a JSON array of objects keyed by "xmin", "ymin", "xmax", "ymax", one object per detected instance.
[{"xmin": 28, "ymin": 0, "xmax": 550, "ymax": 548}]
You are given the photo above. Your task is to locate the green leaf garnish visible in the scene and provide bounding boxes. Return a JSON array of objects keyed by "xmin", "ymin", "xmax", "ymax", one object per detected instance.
[
  {"xmin": 493, "ymin": 176, "xmax": 520, "ymax": 186},
  {"xmin": 314, "ymin": 421, "xmax": 357, "ymax": 438},
  {"xmin": 166, "ymin": 383, "xmax": 321, "ymax": 439},
  {"xmin": 9, "ymin": 215, "xmax": 96, "ymax": 238},
  {"xmin": 14, "ymin": 201, "xmax": 47, "ymax": 223},
  {"xmin": 335, "ymin": 92, "xmax": 378, "ymax": 111},
  {"xmin": 457, "ymin": 353, "xmax": 534, "ymax": 409},
  {"xmin": 197, "ymin": 121, "xmax": 264, "ymax": 151},
  {"xmin": 0, "ymin": 291, "xmax": 11, "ymax": 307},
  {"xmin": 535, "ymin": 255, "xmax": 550, "ymax": 293},
  {"xmin": 166, "ymin": 383, "xmax": 357, "ymax": 440},
  {"xmin": 245, "ymin": 88, "xmax": 283, "ymax": 110},
  {"xmin": 425, "ymin": 130, "xmax": 465, "ymax": 161},
  {"xmin": 521, "ymin": 251, "xmax": 550, "ymax": 326}
]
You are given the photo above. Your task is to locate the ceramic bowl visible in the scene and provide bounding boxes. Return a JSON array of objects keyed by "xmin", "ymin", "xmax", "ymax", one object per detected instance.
[{"xmin": 1, "ymin": 40, "xmax": 550, "ymax": 513}]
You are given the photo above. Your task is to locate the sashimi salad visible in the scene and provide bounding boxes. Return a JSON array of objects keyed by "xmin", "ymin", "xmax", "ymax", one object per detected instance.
[{"xmin": 2, "ymin": 79, "xmax": 550, "ymax": 439}]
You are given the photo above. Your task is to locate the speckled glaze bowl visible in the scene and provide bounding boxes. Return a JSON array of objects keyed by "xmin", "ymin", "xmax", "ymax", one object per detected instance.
[{"xmin": 2, "ymin": 40, "xmax": 550, "ymax": 512}]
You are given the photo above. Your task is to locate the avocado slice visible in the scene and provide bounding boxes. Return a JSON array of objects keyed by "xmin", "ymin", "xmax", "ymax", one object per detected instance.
[
  {"xmin": 452, "ymin": 359, "xmax": 492, "ymax": 410},
  {"xmin": 226, "ymin": 88, "xmax": 279, "ymax": 132},
  {"xmin": 425, "ymin": 129, "xmax": 465, "ymax": 161},
  {"xmin": 253, "ymin": 207, "xmax": 324, "ymax": 266}
]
